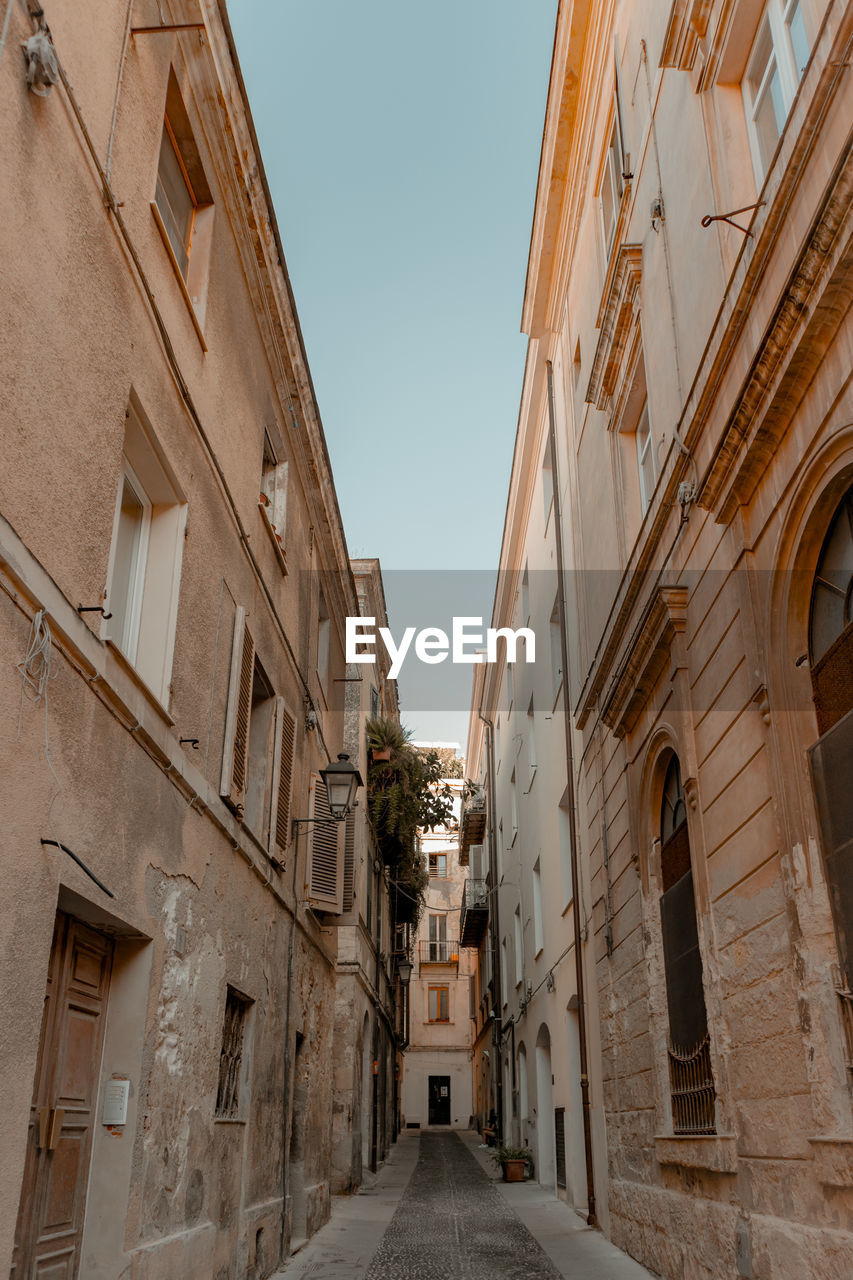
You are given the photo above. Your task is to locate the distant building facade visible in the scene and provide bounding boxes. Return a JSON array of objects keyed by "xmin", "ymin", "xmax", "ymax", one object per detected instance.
[
  {"xmin": 0, "ymin": 5, "xmax": 402, "ymax": 1278},
  {"xmin": 401, "ymin": 773, "xmax": 476, "ymax": 1130},
  {"xmin": 466, "ymin": 1, "xmax": 853, "ymax": 1277}
]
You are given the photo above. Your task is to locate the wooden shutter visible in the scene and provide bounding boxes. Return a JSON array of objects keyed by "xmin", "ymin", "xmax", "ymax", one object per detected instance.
[
  {"xmin": 469, "ymin": 842, "xmax": 485, "ymax": 882},
  {"xmin": 342, "ymin": 811, "xmax": 356, "ymax": 912},
  {"xmin": 268, "ymin": 698, "xmax": 296, "ymax": 853},
  {"xmin": 307, "ymin": 776, "xmax": 343, "ymax": 912},
  {"xmin": 220, "ymin": 607, "xmax": 254, "ymax": 814}
]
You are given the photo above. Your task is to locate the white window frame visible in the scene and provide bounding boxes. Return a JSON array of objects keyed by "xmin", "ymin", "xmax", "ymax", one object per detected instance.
[
  {"xmin": 106, "ymin": 459, "xmax": 152, "ymax": 665},
  {"xmin": 598, "ymin": 107, "xmax": 624, "ymax": 262},
  {"xmin": 635, "ymin": 400, "xmax": 658, "ymax": 516},
  {"xmin": 514, "ymin": 907, "xmax": 523, "ymax": 987},
  {"xmin": 742, "ymin": 0, "xmax": 811, "ymax": 185},
  {"xmin": 104, "ymin": 403, "xmax": 186, "ymax": 705},
  {"xmin": 533, "ymin": 861, "xmax": 544, "ymax": 957}
]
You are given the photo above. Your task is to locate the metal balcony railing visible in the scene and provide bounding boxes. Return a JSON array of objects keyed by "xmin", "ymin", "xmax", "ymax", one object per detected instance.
[{"xmin": 418, "ymin": 939, "xmax": 460, "ymax": 966}]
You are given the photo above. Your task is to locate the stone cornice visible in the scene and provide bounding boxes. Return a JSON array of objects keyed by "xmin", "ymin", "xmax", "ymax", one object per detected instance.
[
  {"xmin": 698, "ymin": 139, "xmax": 853, "ymax": 522},
  {"xmin": 659, "ymin": 1, "xmax": 713, "ymax": 71},
  {"xmin": 585, "ymin": 241, "xmax": 642, "ymax": 409},
  {"xmin": 600, "ymin": 585, "xmax": 689, "ymax": 737}
]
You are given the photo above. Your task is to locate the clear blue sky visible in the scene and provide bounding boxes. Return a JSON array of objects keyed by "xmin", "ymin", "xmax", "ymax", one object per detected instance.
[{"xmin": 228, "ymin": 0, "xmax": 558, "ymax": 742}]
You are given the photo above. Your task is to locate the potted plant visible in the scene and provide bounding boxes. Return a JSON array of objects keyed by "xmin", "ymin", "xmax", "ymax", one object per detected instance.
[{"xmin": 491, "ymin": 1145, "xmax": 531, "ymax": 1182}]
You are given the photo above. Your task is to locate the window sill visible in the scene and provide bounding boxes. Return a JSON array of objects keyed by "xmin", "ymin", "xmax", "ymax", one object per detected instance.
[
  {"xmin": 213, "ymin": 1116, "xmax": 247, "ymax": 1125},
  {"xmin": 150, "ymin": 202, "xmax": 208, "ymax": 352},
  {"xmin": 103, "ymin": 639, "xmax": 175, "ymax": 729},
  {"xmin": 654, "ymin": 1134, "xmax": 737, "ymax": 1173},
  {"xmin": 807, "ymin": 1136, "xmax": 853, "ymax": 1187},
  {"xmin": 258, "ymin": 501, "xmax": 288, "ymax": 575}
]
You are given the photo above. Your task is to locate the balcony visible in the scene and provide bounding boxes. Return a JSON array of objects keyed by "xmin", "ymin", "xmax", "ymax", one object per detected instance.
[
  {"xmin": 459, "ymin": 786, "xmax": 486, "ymax": 865},
  {"xmin": 459, "ymin": 878, "xmax": 488, "ymax": 947},
  {"xmin": 418, "ymin": 939, "xmax": 459, "ymax": 968}
]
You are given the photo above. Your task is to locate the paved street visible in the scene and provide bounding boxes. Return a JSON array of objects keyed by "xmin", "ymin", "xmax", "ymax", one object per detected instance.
[{"xmin": 276, "ymin": 1131, "xmax": 654, "ymax": 1279}]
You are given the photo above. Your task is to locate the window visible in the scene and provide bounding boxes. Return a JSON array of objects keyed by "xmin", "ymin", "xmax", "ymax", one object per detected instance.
[
  {"xmin": 152, "ymin": 72, "xmax": 214, "ymax": 322},
  {"xmin": 307, "ymin": 773, "xmax": 343, "ymax": 912},
  {"xmin": 658, "ymin": 755, "xmax": 716, "ymax": 1134},
  {"xmin": 497, "ymin": 820, "xmax": 504, "ymax": 882},
  {"xmin": 220, "ymin": 607, "xmax": 297, "ymax": 859},
  {"xmin": 428, "ymin": 986, "xmax": 449, "ymax": 1023},
  {"xmin": 533, "ymin": 861, "xmax": 544, "ymax": 956},
  {"xmin": 370, "ymin": 685, "xmax": 380, "ymax": 719},
  {"xmin": 526, "ymin": 696, "xmax": 537, "ymax": 786},
  {"xmin": 742, "ymin": 0, "xmax": 812, "ymax": 183},
  {"xmin": 506, "ymin": 661, "xmax": 514, "ymax": 714},
  {"xmin": 501, "ymin": 939, "xmax": 508, "ymax": 1008},
  {"xmin": 215, "ymin": 987, "xmax": 252, "ymax": 1119},
  {"xmin": 598, "ymin": 110, "xmax": 624, "ymax": 259},
  {"xmin": 510, "ymin": 769, "xmax": 518, "ymax": 844},
  {"xmin": 317, "ymin": 587, "xmax": 331, "ymax": 695},
  {"xmin": 572, "ymin": 338, "xmax": 582, "ymax": 389},
  {"xmin": 105, "ymin": 401, "xmax": 186, "ymax": 703},
  {"xmin": 550, "ymin": 595, "xmax": 563, "ymax": 704},
  {"xmin": 542, "ymin": 446, "xmax": 553, "ymax": 527},
  {"xmin": 429, "ymin": 852, "xmax": 448, "ymax": 878},
  {"xmin": 260, "ymin": 432, "xmax": 288, "ymax": 571},
  {"xmin": 636, "ymin": 402, "xmax": 658, "ymax": 514},
  {"xmin": 244, "ymin": 658, "xmax": 276, "ymax": 840},
  {"xmin": 514, "ymin": 907, "xmax": 523, "ymax": 987},
  {"xmin": 558, "ymin": 788, "xmax": 573, "ymax": 908},
  {"xmin": 428, "ymin": 914, "xmax": 447, "ymax": 962},
  {"xmin": 617, "ymin": 347, "xmax": 658, "ymax": 526},
  {"xmin": 521, "ymin": 566, "xmax": 530, "ymax": 627}
]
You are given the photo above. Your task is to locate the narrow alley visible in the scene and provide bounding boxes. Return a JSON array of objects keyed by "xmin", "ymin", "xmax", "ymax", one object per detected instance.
[{"xmin": 277, "ymin": 1131, "xmax": 654, "ymax": 1280}]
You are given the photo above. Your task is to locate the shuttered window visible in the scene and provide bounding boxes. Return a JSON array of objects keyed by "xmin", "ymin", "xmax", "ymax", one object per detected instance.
[
  {"xmin": 268, "ymin": 698, "xmax": 296, "ymax": 853},
  {"xmin": 342, "ymin": 810, "xmax": 356, "ymax": 912},
  {"xmin": 220, "ymin": 607, "xmax": 255, "ymax": 813},
  {"xmin": 307, "ymin": 776, "xmax": 343, "ymax": 912},
  {"xmin": 428, "ymin": 986, "xmax": 449, "ymax": 1022}
]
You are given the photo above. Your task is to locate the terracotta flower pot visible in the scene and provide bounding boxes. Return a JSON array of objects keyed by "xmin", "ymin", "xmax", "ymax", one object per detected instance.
[
  {"xmin": 371, "ymin": 748, "xmax": 391, "ymax": 762},
  {"xmin": 502, "ymin": 1159, "xmax": 526, "ymax": 1182}
]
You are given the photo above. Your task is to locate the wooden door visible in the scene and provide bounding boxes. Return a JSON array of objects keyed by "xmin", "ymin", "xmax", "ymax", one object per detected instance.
[{"xmin": 11, "ymin": 912, "xmax": 113, "ymax": 1279}]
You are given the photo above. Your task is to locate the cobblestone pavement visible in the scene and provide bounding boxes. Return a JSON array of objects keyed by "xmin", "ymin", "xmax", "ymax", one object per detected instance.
[{"xmin": 364, "ymin": 1131, "xmax": 563, "ymax": 1280}]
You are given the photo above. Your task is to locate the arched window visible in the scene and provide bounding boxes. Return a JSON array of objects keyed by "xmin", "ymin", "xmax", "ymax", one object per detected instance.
[
  {"xmin": 658, "ymin": 755, "xmax": 715, "ymax": 1133},
  {"xmin": 809, "ymin": 485, "xmax": 853, "ymax": 734},
  {"xmin": 808, "ymin": 487, "xmax": 853, "ymax": 1017}
]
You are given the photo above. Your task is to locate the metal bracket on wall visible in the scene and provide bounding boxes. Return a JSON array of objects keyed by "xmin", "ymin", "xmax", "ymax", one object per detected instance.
[{"xmin": 701, "ymin": 201, "xmax": 765, "ymax": 236}]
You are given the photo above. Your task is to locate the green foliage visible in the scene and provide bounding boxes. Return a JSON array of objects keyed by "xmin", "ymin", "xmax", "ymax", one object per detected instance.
[
  {"xmin": 491, "ymin": 1145, "xmax": 532, "ymax": 1167},
  {"xmin": 365, "ymin": 718, "xmax": 455, "ymax": 929}
]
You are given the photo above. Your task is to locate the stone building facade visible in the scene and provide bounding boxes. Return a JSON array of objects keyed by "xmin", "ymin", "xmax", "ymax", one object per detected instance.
[
  {"xmin": 331, "ymin": 560, "xmax": 404, "ymax": 1191},
  {"xmin": 0, "ymin": 3, "xmax": 401, "ymax": 1277},
  {"xmin": 466, "ymin": 0, "xmax": 853, "ymax": 1277},
  {"xmin": 401, "ymin": 774, "xmax": 476, "ymax": 1131}
]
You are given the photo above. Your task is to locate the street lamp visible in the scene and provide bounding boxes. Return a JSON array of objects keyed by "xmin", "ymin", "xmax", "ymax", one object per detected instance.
[
  {"xmin": 319, "ymin": 753, "xmax": 363, "ymax": 819},
  {"xmin": 396, "ymin": 957, "xmax": 413, "ymax": 986}
]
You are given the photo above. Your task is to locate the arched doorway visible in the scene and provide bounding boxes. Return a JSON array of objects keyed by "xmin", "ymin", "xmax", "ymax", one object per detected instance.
[{"xmin": 534, "ymin": 1023, "xmax": 555, "ymax": 1187}]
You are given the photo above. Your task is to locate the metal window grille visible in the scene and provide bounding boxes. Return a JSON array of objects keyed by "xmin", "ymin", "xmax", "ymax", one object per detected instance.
[
  {"xmin": 216, "ymin": 988, "xmax": 250, "ymax": 1118},
  {"xmin": 668, "ymin": 1034, "xmax": 716, "ymax": 1134}
]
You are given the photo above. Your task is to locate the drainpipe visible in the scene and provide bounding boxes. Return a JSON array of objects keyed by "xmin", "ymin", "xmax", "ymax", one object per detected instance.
[
  {"xmin": 478, "ymin": 713, "xmax": 504, "ymax": 1144},
  {"xmin": 546, "ymin": 359, "xmax": 597, "ymax": 1227}
]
